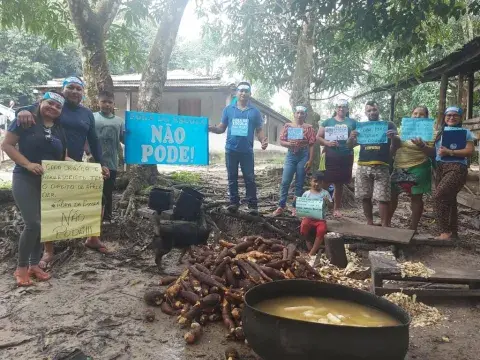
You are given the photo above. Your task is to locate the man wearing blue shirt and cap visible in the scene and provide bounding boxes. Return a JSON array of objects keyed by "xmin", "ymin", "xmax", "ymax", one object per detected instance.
[
  {"xmin": 16, "ymin": 76, "xmax": 110, "ymax": 267},
  {"xmin": 209, "ymin": 82, "xmax": 268, "ymax": 215}
]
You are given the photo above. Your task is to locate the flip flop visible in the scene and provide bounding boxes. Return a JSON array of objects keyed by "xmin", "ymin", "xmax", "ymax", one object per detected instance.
[
  {"xmin": 28, "ymin": 267, "xmax": 51, "ymax": 281},
  {"xmin": 39, "ymin": 253, "xmax": 54, "ymax": 270},
  {"xmin": 85, "ymin": 242, "xmax": 110, "ymax": 254},
  {"xmin": 333, "ymin": 210, "xmax": 343, "ymax": 218},
  {"xmin": 14, "ymin": 270, "xmax": 33, "ymax": 287}
]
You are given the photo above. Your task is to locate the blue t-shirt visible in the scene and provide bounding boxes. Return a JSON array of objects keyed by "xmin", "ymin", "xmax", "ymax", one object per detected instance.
[
  {"xmin": 221, "ymin": 103, "xmax": 263, "ymax": 153},
  {"xmin": 18, "ymin": 102, "xmax": 103, "ymax": 164},
  {"xmin": 435, "ymin": 128, "xmax": 475, "ymax": 165},
  {"xmin": 8, "ymin": 120, "xmax": 65, "ymax": 174}
]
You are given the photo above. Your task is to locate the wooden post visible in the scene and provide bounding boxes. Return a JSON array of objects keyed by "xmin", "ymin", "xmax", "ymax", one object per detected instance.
[
  {"xmin": 325, "ymin": 233, "xmax": 348, "ymax": 268},
  {"xmin": 467, "ymin": 73, "xmax": 474, "ymax": 120},
  {"xmin": 126, "ymin": 91, "xmax": 132, "ymax": 111},
  {"xmin": 437, "ymin": 74, "xmax": 448, "ymax": 129},
  {"xmin": 457, "ymin": 73, "xmax": 464, "ymax": 105},
  {"xmin": 389, "ymin": 93, "xmax": 396, "ymax": 122}
]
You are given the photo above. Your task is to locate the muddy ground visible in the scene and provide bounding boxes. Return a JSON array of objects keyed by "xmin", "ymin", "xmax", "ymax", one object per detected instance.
[{"xmin": 1, "ymin": 156, "xmax": 480, "ymax": 360}]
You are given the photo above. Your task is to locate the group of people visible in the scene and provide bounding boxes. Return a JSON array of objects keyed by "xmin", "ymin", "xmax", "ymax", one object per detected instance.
[
  {"xmin": 2, "ymin": 76, "xmax": 124, "ymax": 286},
  {"xmin": 211, "ymin": 83, "xmax": 475, "ymax": 257}
]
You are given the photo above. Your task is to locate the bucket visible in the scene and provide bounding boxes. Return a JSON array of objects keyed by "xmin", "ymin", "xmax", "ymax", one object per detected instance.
[
  {"xmin": 173, "ymin": 188, "xmax": 204, "ymax": 221},
  {"xmin": 148, "ymin": 188, "xmax": 172, "ymax": 214}
]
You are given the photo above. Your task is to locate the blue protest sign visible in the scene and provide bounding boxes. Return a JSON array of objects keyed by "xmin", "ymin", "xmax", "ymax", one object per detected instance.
[
  {"xmin": 125, "ymin": 111, "xmax": 209, "ymax": 165},
  {"xmin": 356, "ymin": 121, "xmax": 388, "ymax": 145},
  {"xmin": 231, "ymin": 118, "xmax": 249, "ymax": 136},
  {"xmin": 296, "ymin": 197, "xmax": 324, "ymax": 220},
  {"xmin": 400, "ymin": 118, "xmax": 434, "ymax": 141},
  {"xmin": 287, "ymin": 127, "xmax": 303, "ymax": 140}
]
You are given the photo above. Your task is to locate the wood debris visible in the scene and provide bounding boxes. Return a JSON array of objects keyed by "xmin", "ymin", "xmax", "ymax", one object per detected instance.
[
  {"xmin": 399, "ymin": 261, "xmax": 435, "ymax": 278},
  {"xmin": 383, "ymin": 292, "xmax": 443, "ymax": 327}
]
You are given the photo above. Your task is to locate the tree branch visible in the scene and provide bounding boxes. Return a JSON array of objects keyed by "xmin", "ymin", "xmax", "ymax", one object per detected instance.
[
  {"xmin": 95, "ymin": 0, "xmax": 122, "ymax": 33},
  {"xmin": 65, "ymin": 0, "xmax": 95, "ymax": 32}
]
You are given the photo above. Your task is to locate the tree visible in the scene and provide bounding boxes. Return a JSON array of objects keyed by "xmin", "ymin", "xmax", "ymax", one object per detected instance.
[
  {"xmin": 0, "ymin": 29, "xmax": 81, "ymax": 105},
  {"xmin": 1, "ymin": 0, "xmax": 150, "ymax": 108},
  {"xmin": 121, "ymin": 0, "xmax": 190, "ymax": 202}
]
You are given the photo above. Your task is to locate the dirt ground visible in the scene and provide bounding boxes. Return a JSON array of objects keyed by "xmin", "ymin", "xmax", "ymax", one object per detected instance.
[{"xmin": 1, "ymin": 157, "xmax": 480, "ymax": 360}]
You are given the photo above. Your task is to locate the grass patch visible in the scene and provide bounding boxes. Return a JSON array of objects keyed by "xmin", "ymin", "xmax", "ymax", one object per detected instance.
[
  {"xmin": 353, "ymin": 146, "xmax": 360, "ymax": 163},
  {"xmin": 0, "ymin": 180, "xmax": 12, "ymax": 190},
  {"xmin": 170, "ymin": 171, "xmax": 201, "ymax": 185}
]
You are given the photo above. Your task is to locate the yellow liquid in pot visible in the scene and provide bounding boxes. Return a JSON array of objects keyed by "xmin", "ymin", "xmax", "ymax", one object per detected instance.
[{"xmin": 256, "ymin": 296, "xmax": 400, "ymax": 327}]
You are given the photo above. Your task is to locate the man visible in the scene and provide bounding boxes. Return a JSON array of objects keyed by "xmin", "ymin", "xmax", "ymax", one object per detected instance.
[
  {"xmin": 93, "ymin": 91, "xmax": 124, "ymax": 222},
  {"xmin": 209, "ymin": 82, "xmax": 268, "ymax": 215},
  {"xmin": 349, "ymin": 101, "xmax": 398, "ymax": 227},
  {"xmin": 16, "ymin": 76, "xmax": 110, "ymax": 266}
]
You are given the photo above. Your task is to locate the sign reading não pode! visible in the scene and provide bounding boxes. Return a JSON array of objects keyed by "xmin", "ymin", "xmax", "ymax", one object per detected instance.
[
  {"xmin": 41, "ymin": 161, "xmax": 103, "ymax": 242},
  {"xmin": 125, "ymin": 111, "xmax": 209, "ymax": 165}
]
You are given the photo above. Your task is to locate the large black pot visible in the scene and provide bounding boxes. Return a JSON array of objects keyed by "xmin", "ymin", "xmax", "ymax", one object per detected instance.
[{"xmin": 243, "ymin": 280, "xmax": 410, "ymax": 360}]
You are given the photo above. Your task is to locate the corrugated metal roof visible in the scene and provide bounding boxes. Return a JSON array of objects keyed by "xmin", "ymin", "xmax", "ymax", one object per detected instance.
[{"xmin": 36, "ymin": 70, "xmax": 232, "ymax": 89}]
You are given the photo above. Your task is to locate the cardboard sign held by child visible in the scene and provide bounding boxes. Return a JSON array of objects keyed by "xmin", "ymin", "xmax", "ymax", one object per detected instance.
[{"xmin": 296, "ymin": 197, "xmax": 324, "ymax": 220}]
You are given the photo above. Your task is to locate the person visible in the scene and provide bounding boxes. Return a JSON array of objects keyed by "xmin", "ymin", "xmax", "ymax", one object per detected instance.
[
  {"xmin": 16, "ymin": 76, "xmax": 109, "ymax": 267},
  {"xmin": 388, "ymin": 106, "xmax": 433, "ymax": 231},
  {"xmin": 416, "ymin": 106, "xmax": 475, "ymax": 240},
  {"xmin": 209, "ymin": 81, "xmax": 268, "ymax": 215},
  {"xmin": 350, "ymin": 101, "xmax": 398, "ymax": 227},
  {"xmin": 272, "ymin": 105, "xmax": 316, "ymax": 216},
  {"xmin": 316, "ymin": 99, "xmax": 357, "ymax": 217},
  {"xmin": 92, "ymin": 90, "xmax": 124, "ymax": 223},
  {"xmin": 1, "ymin": 91, "xmax": 68, "ymax": 286},
  {"xmin": 299, "ymin": 171, "xmax": 333, "ymax": 259}
]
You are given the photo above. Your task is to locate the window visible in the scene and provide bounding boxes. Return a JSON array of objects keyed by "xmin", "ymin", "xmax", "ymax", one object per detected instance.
[
  {"xmin": 273, "ymin": 125, "xmax": 278, "ymax": 142},
  {"xmin": 178, "ymin": 99, "xmax": 201, "ymax": 116}
]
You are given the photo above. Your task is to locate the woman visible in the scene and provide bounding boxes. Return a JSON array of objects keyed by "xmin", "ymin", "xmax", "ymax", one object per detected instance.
[
  {"xmin": 1, "ymin": 91, "xmax": 68, "ymax": 286},
  {"xmin": 272, "ymin": 105, "xmax": 316, "ymax": 216},
  {"xmin": 316, "ymin": 99, "xmax": 357, "ymax": 217},
  {"xmin": 389, "ymin": 106, "xmax": 433, "ymax": 231},
  {"xmin": 415, "ymin": 106, "xmax": 475, "ymax": 240}
]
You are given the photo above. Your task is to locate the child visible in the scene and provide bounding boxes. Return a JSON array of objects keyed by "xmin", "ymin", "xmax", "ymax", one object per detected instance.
[{"xmin": 299, "ymin": 171, "xmax": 333, "ymax": 258}]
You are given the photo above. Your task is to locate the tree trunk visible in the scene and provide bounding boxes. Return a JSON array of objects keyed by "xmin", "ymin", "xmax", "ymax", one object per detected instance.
[
  {"xmin": 121, "ymin": 0, "xmax": 190, "ymax": 202},
  {"xmin": 66, "ymin": 0, "xmax": 120, "ymax": 110},
  {"xmin": 289, "ymin": 16, "xmax": 320, "ymax": 170}
]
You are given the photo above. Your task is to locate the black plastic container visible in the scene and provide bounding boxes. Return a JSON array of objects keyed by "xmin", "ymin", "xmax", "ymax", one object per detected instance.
[
  {"xmin": 243, "ymin": 280, "xmax": 410, "ymax": 360},
  {"xmin": 148, "ymin": 188, "xmax": 172, "ymax": 214},
  {"xmin": 173, "ymin": 187, "xmax": 204, "ymax": 221}
]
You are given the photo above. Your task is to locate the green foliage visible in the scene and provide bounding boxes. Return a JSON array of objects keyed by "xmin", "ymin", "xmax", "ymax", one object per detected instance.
[
  {"xmin": 0, "ymin": 181, "xmax": 12, "ymax": 190},
  {"xmin": 0, "ymin": 29, "xmax": 81, "ymax": 104},
  {"xmin": 169, "ymin": 171, "xmax": 201, "ymax": 185}
]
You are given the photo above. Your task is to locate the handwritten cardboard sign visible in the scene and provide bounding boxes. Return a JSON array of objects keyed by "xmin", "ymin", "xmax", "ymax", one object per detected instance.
[
  {"xmin": 296, "ymin": 197, "xmax": 324, "ymax": 220},
  {"xmin": 125, "ymin": 111, "xmax": 209, "ymax": 165},
  {"xmin": 41, "ymin": 161, "xmax": 103, "ymax": 242},
  {"xmin": 356, "ymin": 121, "xmax": 388, "ymax": 145},
  {"xmin": 287, "ymin": 127, "xmax": 304, "ymax": 140},
  {"xmin": 325, "ymin": 125, "xmax": 349, "ymax": 141},
  {"xmin": 400, "ymin": 118, "xmax": 434, "ymax": 141},
  {"xmin": 231, "ymin": 118, "xmax": 249, "ymax": 137}
]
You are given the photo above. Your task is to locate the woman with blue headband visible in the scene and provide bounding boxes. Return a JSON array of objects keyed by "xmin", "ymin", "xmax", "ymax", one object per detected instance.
[
  {"xmin": 413, "ymin": 106, "xmax": 475, "ymax": 240},
  {"xmin": 272, "ymin": 105, "xmax": 316, "ymax": 216},
  {"xmin": 2, "ymin": 91, "xmax": 68, "ymax": 286}
]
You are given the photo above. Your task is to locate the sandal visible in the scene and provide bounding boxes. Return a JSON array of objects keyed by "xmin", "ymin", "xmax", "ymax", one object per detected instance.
[
  {"xmin": 28, "ymin": 266, "xmax": 51, "ymax": 281},
  {"xmin": 85, "ymin": 238, "xmax": 110, "ymax": 254},
  {"xmin": 14, "ymin": 268, "xmax": 33, "ymax": 287},
  {"xmin": 39, "ymin": 252, "xmax": 54, "ymax": 269}
]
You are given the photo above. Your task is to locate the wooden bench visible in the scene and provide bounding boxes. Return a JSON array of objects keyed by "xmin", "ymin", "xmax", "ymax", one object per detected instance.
[{"xmin": 369, "ymin": 251, "xmax": 480, "ymax": 297}]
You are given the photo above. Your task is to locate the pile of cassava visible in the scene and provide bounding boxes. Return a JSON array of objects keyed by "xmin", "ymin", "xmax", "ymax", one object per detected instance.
[{"xmin": 143, "ymin": 235, "xmax": 322, "ymax": 344}]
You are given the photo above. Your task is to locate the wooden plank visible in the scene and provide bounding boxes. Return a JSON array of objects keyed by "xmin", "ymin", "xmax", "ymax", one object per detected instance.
[
  {"xmin": 457, "ymin": 191, "xmax": 480, "ymax": 211},
  {"xmin": 388, "ymin": 267, "xmax": 480, "ymax": 284},
  {"xmin": 327, "ymin": 220, "xmax": 413, "ymax": 245},
  {"xmin": 374, "ymin": 287, "xmax": 480, "ymax": 297},
  {"xmin": 411, "ymin": 234, "xmax": 456, "ymax": 247},
  {"xmin": 437, "ymin": 74, "xmax": 448, "ymax": 129}
]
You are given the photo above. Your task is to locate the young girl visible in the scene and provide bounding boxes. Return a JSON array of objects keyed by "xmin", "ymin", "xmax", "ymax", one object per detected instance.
[
  {"xmin": 1, "ymin": 91, "xmax": 68, "ymax": 286},
  {"xmin": 299, "ymin": 171, "xmax": 333, "ymax": 258},
  {"xmin": 273, "ymin": 105, "xmax": 316, "ymax": 217},
  {"xmin": 414, "ymin": 106, "xmax": 475, "ymax": 240}
]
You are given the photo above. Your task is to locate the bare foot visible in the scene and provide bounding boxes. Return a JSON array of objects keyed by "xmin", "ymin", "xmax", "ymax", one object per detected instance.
[
  {"xmin": 14, "ymin": 267, "xmax": 33, "ymax": 287},
  {"xmin": 333, "ymin": 210, "xmax": 343, "ymax": 218},
  {"xmin": 28, "ymin": 265, "xmax": 51, "ymax": 281},
  {"xmin": 434, "ymin": 233, "xmax": 452, "ymax": 240},
  {"xmin": 39, "ymin": 249, "xmax": 55, "ymax": 269},
  {"xmin": 85, "ymin": 236, "xmax": 110, "ymax": 254}
]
